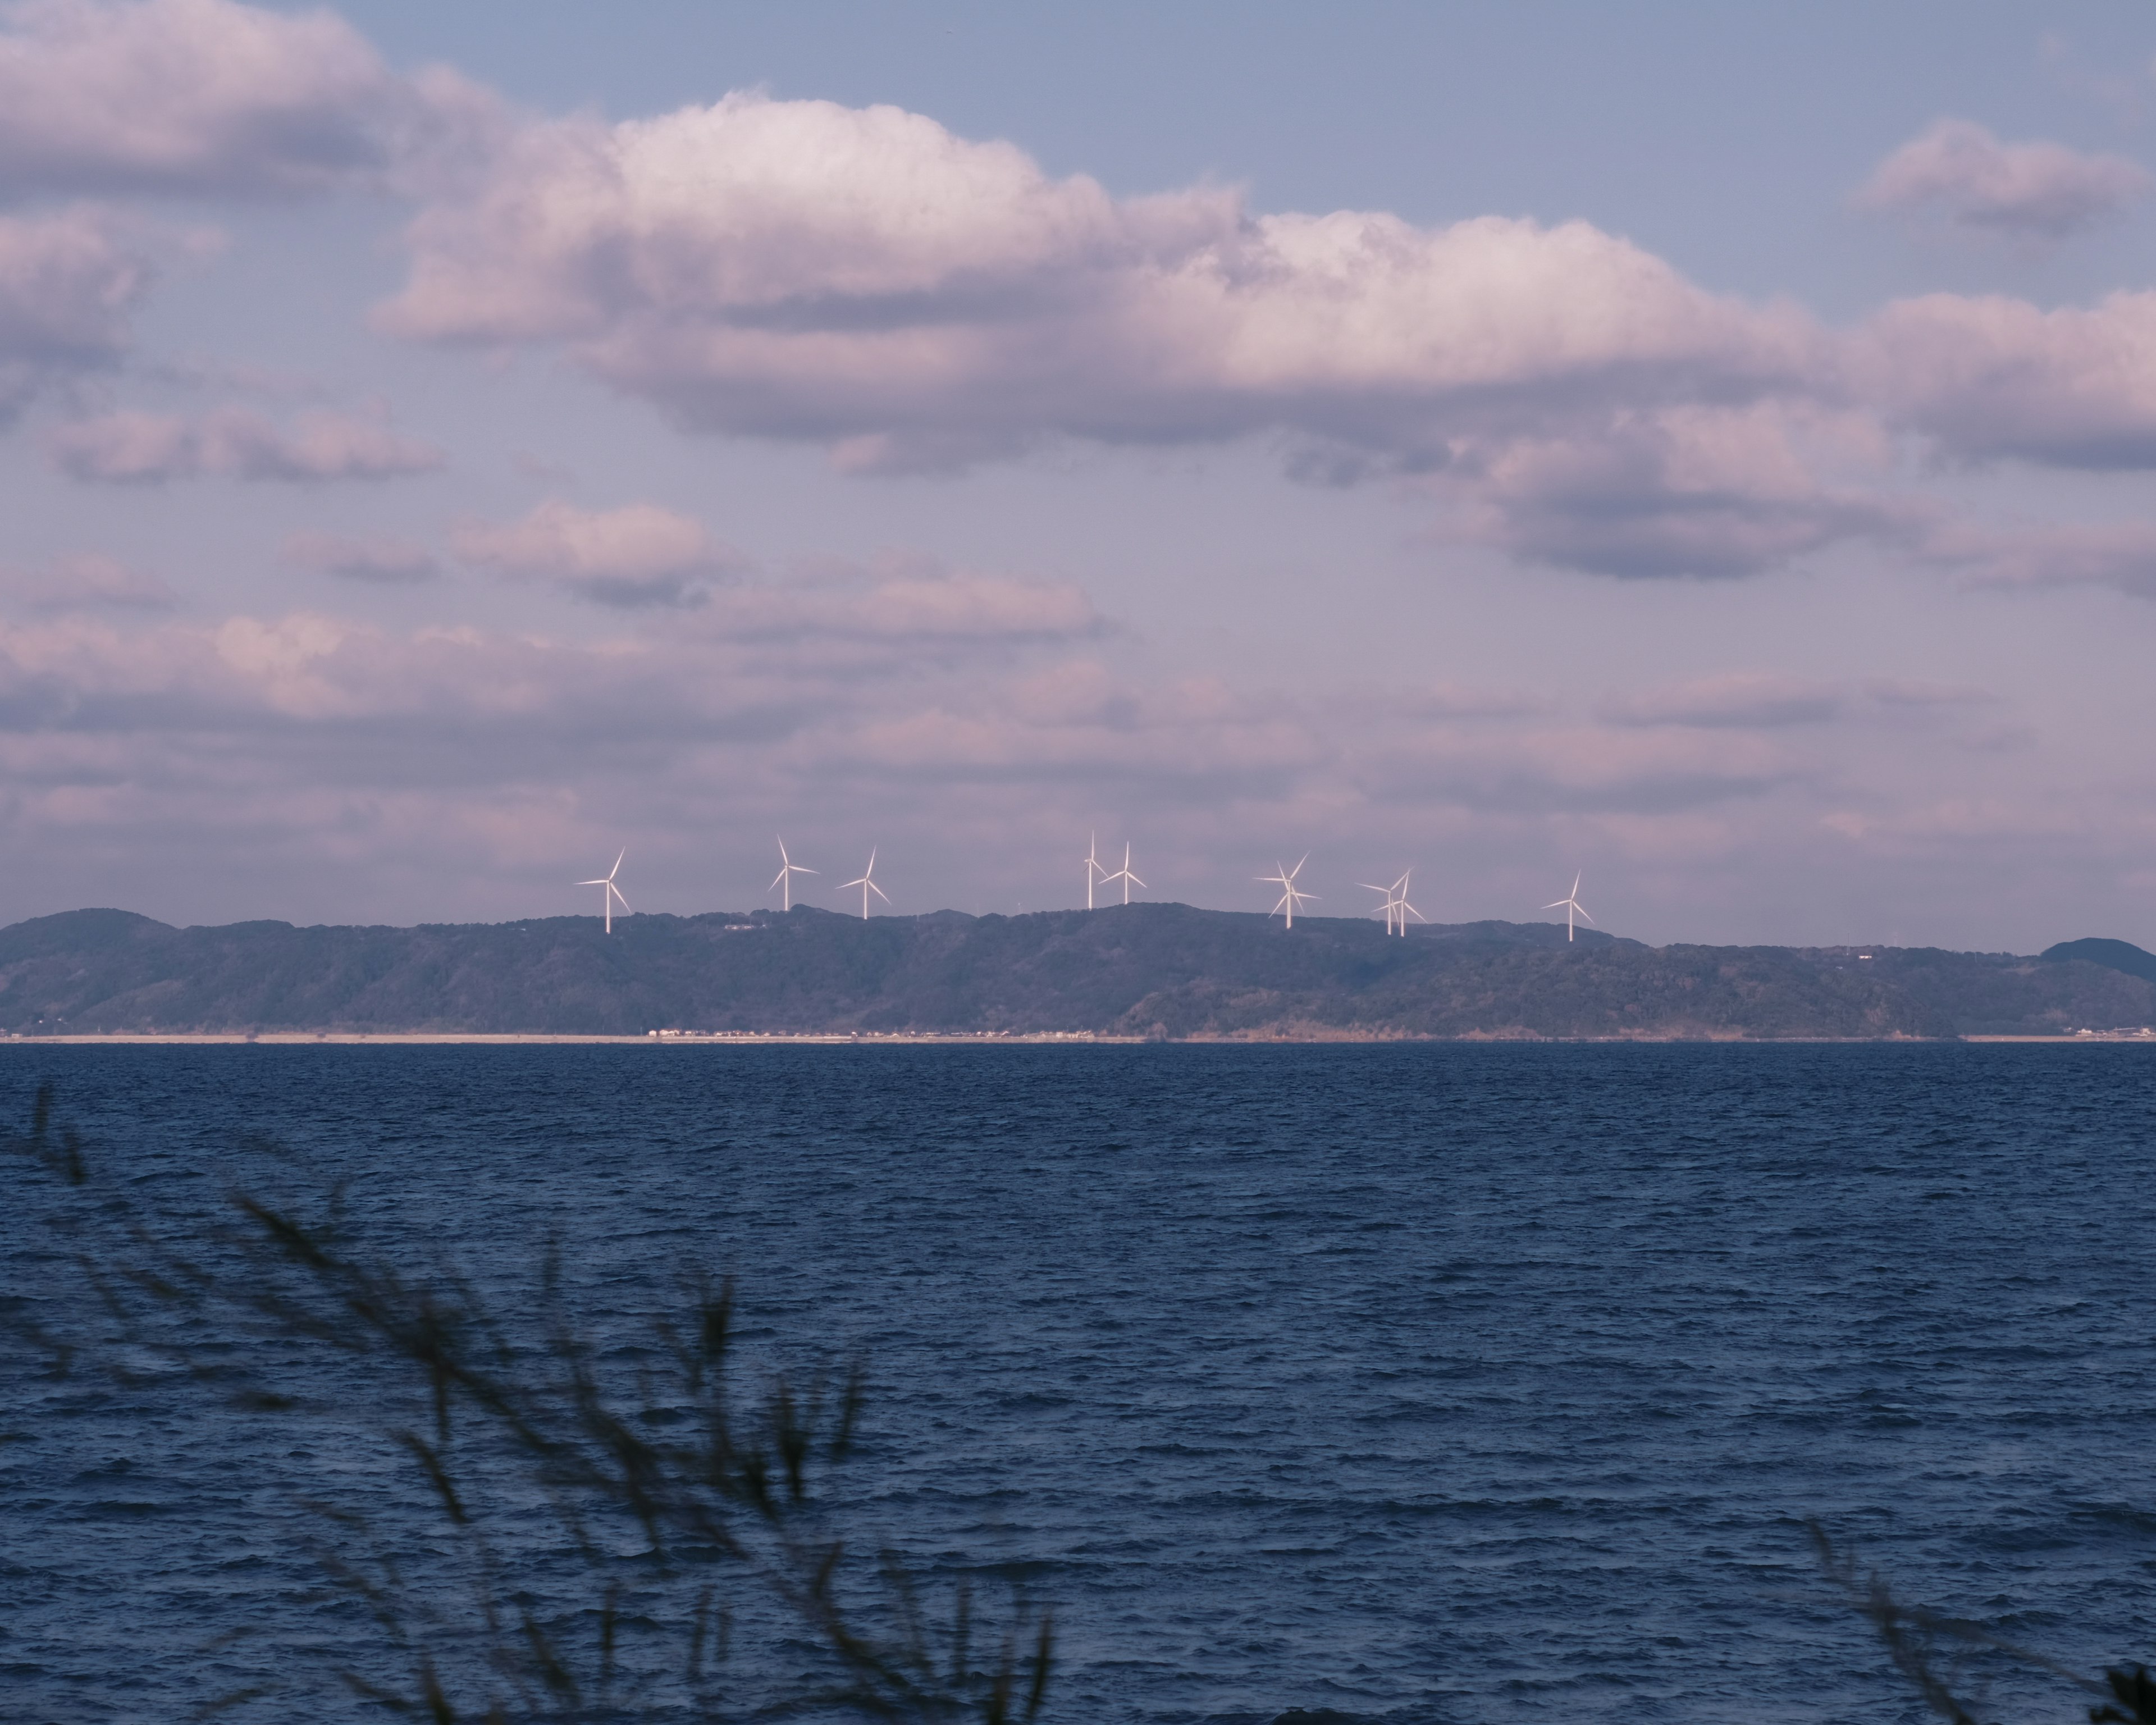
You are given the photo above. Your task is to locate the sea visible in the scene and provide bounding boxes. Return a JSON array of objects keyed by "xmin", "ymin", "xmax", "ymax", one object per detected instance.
[{"xmin": 3, "ymin": 1042, "xmax": 2153, "ymax": 1725}]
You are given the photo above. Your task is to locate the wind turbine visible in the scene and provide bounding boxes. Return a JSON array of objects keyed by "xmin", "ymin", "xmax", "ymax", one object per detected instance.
[
  {"xmin": 1084, "ymin": 832, "xmax": 1107, "ymax": 910},
  {"xmin": 1260, "ymin": 856, "xmax": 1318, "ymax": 928},
  {"xmin": 1104, "ymin": 842, "xmax": 1144, "ymax": 905},
  {"xmin": 1360, "ymin": 869, "xmax": 1426, "ymax": 937},
  {"xmin": 578, "ymin": 851, "xmax": 631, "ymax": 934},
  {"xmin": 1543, "ymin": 870, "xmax": 1594, "ymax": 942},
  {"xmin": 1388, "ymin": 870, "xmax": 1427, "ymax": 937},
  {"xmin": 770, "ymin": 836, "xmax": 817, "ymax": 911},
  {"xmin": 841, "ymin": 847, "xmax": 891, "ymax": 920}
]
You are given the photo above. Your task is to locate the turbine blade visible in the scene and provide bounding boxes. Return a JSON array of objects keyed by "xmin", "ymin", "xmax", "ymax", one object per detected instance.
[
  {"xmin": 1577, "ymin": 906, "xmax": 1596, "ymax": 924},
  {"xmin": 1127, "ymin": 873, "xmax": 1145, "ymax": 889},
  {"xmin": 870, "ymin": 880, "xmax": 892, "ymax": 904}
]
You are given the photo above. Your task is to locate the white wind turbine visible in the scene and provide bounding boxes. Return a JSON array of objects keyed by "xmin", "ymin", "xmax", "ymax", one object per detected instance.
[
  {"xmin": 1084, "ymin": 832, "xmax": 1107, "ymax": 910},
  {"xmin": 770, "ymin": 836, "xmax": 817, "ymax": 911},
  {"xmin": 1544, "ymin": 870, "xmax": 1595, "ymax": 942},
  {"xmin": 1390, "ymin": 870, "xmax": 1428, "ymax": 937},
  {"xmin": 578, "ymin": 851, "xmax": 631, "ymax": 934},
  {"xmin": 1260, "ymin": 856, "xmax": 1318, "ymax": 928},
  {"xmin": 1359, "ymin": 874, "xmax": 1400, "ymax": 934},
  {"xmin": 1104, "ymin": 842, "xmax": 1144, "ymax": 905},
  {"xmin": 1360, "ymin": 869, "xmax": 1426, "ymax": 937},
  {"xmin": 841, "ymin": 847, "xmax": 892, "ymax": 920}
]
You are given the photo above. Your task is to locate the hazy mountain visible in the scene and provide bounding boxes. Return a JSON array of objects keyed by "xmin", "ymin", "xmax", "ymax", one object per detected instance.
[
  {"xmin": 0, "ymin": 905, "xmax": 2150, "ymax": 1039},
  {"xmin": 2040, "ymin": 937, "xmax": 2156, "ymax": 988}
]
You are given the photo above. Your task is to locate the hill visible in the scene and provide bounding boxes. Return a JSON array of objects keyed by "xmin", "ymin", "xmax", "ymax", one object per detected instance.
[{"xmin": 0, "ymin": 905, "xmax": 2150, "ymax": 1039}]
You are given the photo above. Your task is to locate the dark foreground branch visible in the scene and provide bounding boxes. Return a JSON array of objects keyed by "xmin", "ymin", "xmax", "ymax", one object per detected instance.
[{"xmin": 4, "ymin": 1081, "xmax": 1052, "ymax": 1723}]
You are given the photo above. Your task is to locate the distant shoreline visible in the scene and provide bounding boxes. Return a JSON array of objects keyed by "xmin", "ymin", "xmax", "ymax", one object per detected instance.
[{"xmin": 2, "ymin": 1031, "xmax": 2152, "ymax": 1047}]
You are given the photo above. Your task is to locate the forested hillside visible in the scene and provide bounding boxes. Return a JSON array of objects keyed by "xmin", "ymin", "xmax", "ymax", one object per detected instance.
[{"xmin": 0, "ymin": 905, "xmax": 2148, "ymax": 1039}]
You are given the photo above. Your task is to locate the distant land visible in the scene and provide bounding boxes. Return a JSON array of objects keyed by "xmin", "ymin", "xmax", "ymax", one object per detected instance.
[{"xmin": 0, "ymin": 906, "xmax": 2153, "ymax": 1041}]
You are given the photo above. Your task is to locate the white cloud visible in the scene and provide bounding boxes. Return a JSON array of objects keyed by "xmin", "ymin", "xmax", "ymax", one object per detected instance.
[
  {"xmin": 49, "ymin": 405, "xmax": 444, "ymax": 481},
  {"xmin": 1597, "ymin": 674, "xmax": 1990, "ymax": 731},
  {"xmin": 1600, "ymin": 674, "xmax": 1853, "ymax": 730},
  {"xmin": 686, "ymin": 560, "xmax": 1103, "ymax": 647},
  {"xmin": 452, "ymin": 500, "xmax": 746, "ymax": 609},
  {"xmin": 1856, "ymin": 119, "xmax": 2149, "ymax": 239},
  {"xmin": 0, "ymin": 0, "xmax": 499, "ymax": 198},
  {"xmin": 1920, "ymin": 518, "xmax": 2156, "ymax": 597},
  {"xmin": 380, "ymin": 92, "xmax": 1817, "ymax": 480},
  {"xmin": 1854, "ymin": 290, "xmax": 2156, "ymax": 468},
  {"xmin": 0, "ymin": 550, "xmax": 172, "ymax": 611},
  {"xmin": 281, "ymin": 530, "xmax": 440, "ymax": 584},
  {"xmin": 1440, "ymin": 403, "xmax": 1904, "ymax": 579},
  {"xmin": 0, "ymin": 204, "xmax": 145, "ymax": 413}
]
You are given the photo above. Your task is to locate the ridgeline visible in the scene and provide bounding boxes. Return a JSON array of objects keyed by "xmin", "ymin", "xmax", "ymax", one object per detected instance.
[{"xmin": 0, "ymin": 905, "xmax": 2150, "ymax": 1039}]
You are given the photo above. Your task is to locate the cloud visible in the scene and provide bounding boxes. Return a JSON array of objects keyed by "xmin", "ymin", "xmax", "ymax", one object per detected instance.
[
  {"xmin": 1856, "ymin": 119, "xmax": 2149, "ymax": 239},
  {"xmin": 686, "ymin": 559, "xmax": 1103, "ymax": 649},
  {"xmin": 379, "ymin": 91, "xmax": 1818, "ymax": 479},
  {"xmin": 1854, "ymin": 290, "xmax": 2156, "ymax": 469},
  {"xmin": 452, "ymin": 500, "xmax": 747, "ymax": 608},
  {"xmin": 0, "ymin": 204, "xmax": 146, "ymax": 414},
  {"xmin": 1442, "ymin": 403, "xmax": 1904, "ymax": 578},
  {"xmin": 1920, "ymin": 518, "xmax": 2156, "ymax": 597},
  {"xmin": 359, "ymin": 84, "xmax": 2156, "ymax": 578},
  {"xmin": 0, "ymin": 550, "xmax": 173, "ymax": 611},
  {"xmin": 281, "ymin": 530, "xmax": 440, "ymax": 585},
  {"xmin": 48, "ymin": 405, "xmax": 444, "ymax": 481},
  {"xmin": 1599, "ymin": 673, "xmax": 1993, "ymax": 729},
  {"xmin": 1600, "ymin": 674, "xmax": 1853, "ymax": 729},
  {"xmin": 0, "ymin": 0, "xmax": 500, "ymax": 199}
]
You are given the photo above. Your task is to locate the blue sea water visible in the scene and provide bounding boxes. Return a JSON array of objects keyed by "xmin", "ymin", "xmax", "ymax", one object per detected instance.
[{"xmin": 4, "ymin": 1043, "xmax": 2155, "ymax": 1724}]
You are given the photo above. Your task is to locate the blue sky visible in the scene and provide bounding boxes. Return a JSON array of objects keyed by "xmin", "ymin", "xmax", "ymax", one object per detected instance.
[{"xmin": 2, "ymin": 0, "xmax": 2154, "ymax": 948}]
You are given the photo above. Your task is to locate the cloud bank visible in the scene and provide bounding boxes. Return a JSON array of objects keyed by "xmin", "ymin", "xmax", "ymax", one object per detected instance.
[{"xmin": 360, "ymin": 88, "xmax": 2156, "ymax": 583}]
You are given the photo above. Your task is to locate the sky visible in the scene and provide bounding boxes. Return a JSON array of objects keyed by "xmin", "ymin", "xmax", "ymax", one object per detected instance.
[{"xmin": 3, "ymin": 1, "xmax": 2156, "ymax": 949}]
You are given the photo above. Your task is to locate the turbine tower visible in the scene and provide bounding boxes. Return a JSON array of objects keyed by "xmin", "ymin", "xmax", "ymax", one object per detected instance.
[
  {"xmin": 770, "ymin": 836, "xmax": 817, "ymax": 911},
  {"xmin": 578, "ymin": 851, "xmax": 631, "ymax": 934},
  {"xmin": 1104, "ymin": 842, "xmax": 1144, "ymax": 905},
  {"xmin": 1084, "ymin": 832, "xmax": 1107, "ymax": 910},
  {"xmin": 1260, "ymin": 856, "xmax": 1317, "ymax": 928},
  {"xmin": 1543, "ymin": 870, "xmax": 1595, "ymax": 942},
  {"xmin": 841, "ymin": 847, "xmax": 892, "ymax": 920}
]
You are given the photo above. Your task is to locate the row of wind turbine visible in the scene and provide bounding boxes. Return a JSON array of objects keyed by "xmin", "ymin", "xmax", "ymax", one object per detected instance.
[{"xmin": 586, "ymin": 841, "xmax": 1594, "ymax": 940}]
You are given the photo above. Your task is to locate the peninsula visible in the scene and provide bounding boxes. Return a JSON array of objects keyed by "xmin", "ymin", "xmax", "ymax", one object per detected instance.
[{"xmin": 0, "ymin": 906, "xmax": 2150, "ymax": 1041}]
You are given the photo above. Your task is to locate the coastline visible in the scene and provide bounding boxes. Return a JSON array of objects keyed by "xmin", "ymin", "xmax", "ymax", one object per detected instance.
[{"xmin": 1, "ymin": 1031, "xmax": 2151, "ymax": 1046}]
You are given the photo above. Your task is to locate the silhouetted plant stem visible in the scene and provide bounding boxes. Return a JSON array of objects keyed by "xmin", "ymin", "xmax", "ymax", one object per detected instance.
[{"xmin": 5, "ymin": 1084, "xmax": 1053, "ymax": 1723}]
